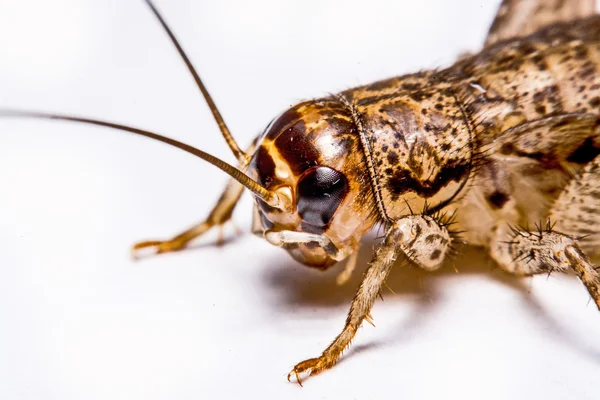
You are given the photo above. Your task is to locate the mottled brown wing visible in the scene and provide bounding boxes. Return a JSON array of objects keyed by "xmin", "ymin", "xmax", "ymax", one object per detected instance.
[
  {"xmin": 485, "ymin": 0, "xmax": 597, "ymax": 47},
  {"xmin": 489, "ymin": 113, "xmax": 600, "ymax": 225},
  {"xmin": 551, "ymin": 155, "xmax": 600, "ymax": 254},
  {"xmin": 492, "ymin": 113, "xmax": 600, "ymax": 166}
]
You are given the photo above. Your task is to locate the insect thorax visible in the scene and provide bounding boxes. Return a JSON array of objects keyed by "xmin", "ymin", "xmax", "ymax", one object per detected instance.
[{"xmin": 339, "ymin": 77, "xmax": 475, "ymax": 221}]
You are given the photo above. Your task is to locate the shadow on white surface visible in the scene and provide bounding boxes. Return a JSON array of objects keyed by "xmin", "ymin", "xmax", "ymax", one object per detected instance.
[{"xmin": 260, "ymin": 237, "xmax": 600, "ymax": 367}]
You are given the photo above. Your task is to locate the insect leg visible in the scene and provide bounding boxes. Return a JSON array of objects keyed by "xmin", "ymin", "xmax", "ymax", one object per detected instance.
[
  {"xmin": 395, "ymin": 215, "xmax": 453, "ymax": 272},
  {"xmin": 132, "ymin": 178, "xmax": 244, "ymax": 257},
  {"xmin": 549, "ymin": 154, "xmax": 600, "ymax": 254},
  {"xmin": 336, "ymin": 244, "xmax": 360, "ymax": 285},
  {"xmin": 288, "ymin": 215, "xmax": 452, "ymax": 384},
  {"xmin": 490, "ymin": 152, "xmax": 600, "ymax": 309},
  {"xmin": 490, "ymin": 223, "xmax": 600, "ymax": 310},
  {"xmin": 132, "ymin": 138, "xmax": 258, "ymax": 257},
  {"xmin": 250, "ymin": 203, "xmax": 264, "ymax": 237}
]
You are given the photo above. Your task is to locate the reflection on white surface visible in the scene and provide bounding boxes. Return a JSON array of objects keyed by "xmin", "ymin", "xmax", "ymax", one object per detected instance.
[{"xmin": 0, "ymin": 1, "xmax": 599, "ymax": 399}]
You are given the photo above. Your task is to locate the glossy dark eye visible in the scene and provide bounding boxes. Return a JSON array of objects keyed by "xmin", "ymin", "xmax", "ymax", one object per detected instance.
[{"xmin": 296, "ymin": 166, "xmax": 348, "ymax": 229}]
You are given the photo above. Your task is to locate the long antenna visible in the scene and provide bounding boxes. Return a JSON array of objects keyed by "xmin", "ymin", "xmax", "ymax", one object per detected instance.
[
  {"xmin": 0, "ymin": 109, "xmax": 280, "ymax": 208},
  {"xmin": 143, "ymin": 0, "xmax": 245, "ymax": 162}
]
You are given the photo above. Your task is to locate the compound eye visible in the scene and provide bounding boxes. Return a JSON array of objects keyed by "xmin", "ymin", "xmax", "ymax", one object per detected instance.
[{"xmin": 296, "ymin": 166, "xmax": 348, "ymax": 228}]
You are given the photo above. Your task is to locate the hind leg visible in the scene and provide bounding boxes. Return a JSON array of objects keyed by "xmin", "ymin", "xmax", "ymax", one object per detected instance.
[
  {"xmin": 490, "ymin": 222, "xmax": 600, "ymax": 309},
  {"xmin": 490, "ymin": 155, "xmax": 600, "ymax": 309},
  {"xmin": 550, "ymin": 155, "xmax": 600, "ymax": 255}
]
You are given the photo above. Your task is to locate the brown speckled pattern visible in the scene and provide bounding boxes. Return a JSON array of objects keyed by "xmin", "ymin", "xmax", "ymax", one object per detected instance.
[
  {"xmin": 318, "ymin": 16, "xmax": 600, "ymax": 226},
  {"xmin": 244, "ymin": 14, "xmax": 600, "ymax": 271}
]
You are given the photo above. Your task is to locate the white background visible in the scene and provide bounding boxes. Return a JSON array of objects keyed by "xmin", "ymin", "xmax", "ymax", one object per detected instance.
[{"xmin": 0, "ymin": 0, "xmax": 599, "ymax": 399}]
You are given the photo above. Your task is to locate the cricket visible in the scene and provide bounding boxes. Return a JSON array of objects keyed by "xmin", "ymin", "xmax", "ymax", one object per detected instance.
[{"xmin": 1, "ymin": 0, "xmax": 599, "ymax": 386}]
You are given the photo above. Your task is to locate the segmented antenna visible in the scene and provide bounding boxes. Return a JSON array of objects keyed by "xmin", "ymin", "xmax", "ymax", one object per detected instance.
[
  {"xmin": 0, "ymin": 3, "xmax": 272, "ymax": 202},
  {"xmin": 143, "ymin": 0, "xmax": 245, "ymax": 162},
  {"xmin": 0, "ymin": 110, "xmax": 279, "ymax": 208}
]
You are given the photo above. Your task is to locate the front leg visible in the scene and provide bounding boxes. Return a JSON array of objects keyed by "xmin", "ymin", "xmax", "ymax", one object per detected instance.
[
  {"xmin": 131, "ymin": 138, "xmax": 258, "ymax": 257},
  {"xmin": 288, "ymin": 215, "xmax": 452, "ymax": 385},
  {"xmin": 131, "ymin": 177, "xmax": 244, "ymax": 256}
]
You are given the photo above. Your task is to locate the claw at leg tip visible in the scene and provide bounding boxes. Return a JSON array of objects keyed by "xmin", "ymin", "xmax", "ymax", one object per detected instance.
[
  {"xmin": 286, "ymin": 370, "xmax": 303, "ymax": 386},
  {"xmin": 130, "ymin": 241, "xmax": 164, "ymax": 260}
]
